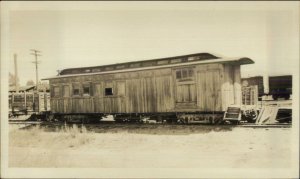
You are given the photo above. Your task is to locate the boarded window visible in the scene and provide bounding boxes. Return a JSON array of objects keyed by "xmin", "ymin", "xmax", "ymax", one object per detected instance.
[
  {"xmin": 73, "ymin": 84, "xmax": 80, "ymax": 96},
  {"xmin": 105, "ymin": 88, "xmax": 113, "ymax": 96},
  {"xmin": 53, "ymin": 86, "xmax": 60, "ymax": 97},
  {"xmin": 63, "ymin": 86, "xmax": 70, "ymax": 97}
]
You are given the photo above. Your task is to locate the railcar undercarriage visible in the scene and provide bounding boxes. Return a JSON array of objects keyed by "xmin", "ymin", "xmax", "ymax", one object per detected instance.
[{"xmin": 27, "ymin": 111, "xmax": 228, "ymax": 124}]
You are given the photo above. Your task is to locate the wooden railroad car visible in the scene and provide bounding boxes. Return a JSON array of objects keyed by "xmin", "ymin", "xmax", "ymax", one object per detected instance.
[
  {"xmin": 269, "ymin": 75, "xmax": 292, "ymax": 100},
  {"xmin": 44, "ymin": 53, "xmax": 254, "ymax": 123},
  {"xmin": 9, "ymin": 92, "xmax": 50, "ymax": 117}
]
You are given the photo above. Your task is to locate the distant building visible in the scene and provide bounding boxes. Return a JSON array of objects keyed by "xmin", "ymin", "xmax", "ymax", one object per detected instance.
[
  {"xmin": 9, "ymin": 85, "xmax": 35, "ymax": 93},
  {"xmin": 241, "ymin": 76, "xmax": 264, "ymax": 97},
  {"xmin": 9, "ymin": 84, "xmax": 50, "ymax": 93}
]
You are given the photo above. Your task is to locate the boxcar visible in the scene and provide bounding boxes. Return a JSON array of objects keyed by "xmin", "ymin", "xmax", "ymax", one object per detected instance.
[
  {"xmin": 44, "ymin": 53, "xmax": 254, "ymax": 123},
  {"xmin": 269, "ymin": 75, "xmax": 292, "ymax": 100}
]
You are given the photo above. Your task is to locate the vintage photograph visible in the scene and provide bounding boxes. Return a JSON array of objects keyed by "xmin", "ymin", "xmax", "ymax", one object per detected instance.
[{"xmin": 1, "ymin": 1, "xmax": 299, "ymax": 178}]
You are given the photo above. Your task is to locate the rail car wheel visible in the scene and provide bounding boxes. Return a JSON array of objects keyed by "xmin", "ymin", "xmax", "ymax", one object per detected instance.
[
  {"xmin": 114, "ymin": 119, "xmax": 123, "ymax": 123},
  {"xmin": 114, "ymin": 115, "xmax": 128, "ymax": 123},
  {"xmin": 46, "ymin": 114, "xmax": 55, "ymax": 122},
  {"xmin": 165, "ymin": 116, "xmax": 178, "ymax": 124},
  {"xmin": 114, "ymin": 117, "xmax": 125, "ymax": 123},
  {"xmin": 166, "ymin": 118, "xmax": 173, "ymax": 124}
]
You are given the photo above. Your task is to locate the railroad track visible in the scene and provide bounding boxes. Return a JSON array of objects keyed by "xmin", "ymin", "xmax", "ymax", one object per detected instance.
[
  {"xmin": 239, "ymin": 123, "xmax": 291, "ymax": 128},
  {"xmin": 9, "ymin": 120, "xmax": 291, "ymax": 128}
]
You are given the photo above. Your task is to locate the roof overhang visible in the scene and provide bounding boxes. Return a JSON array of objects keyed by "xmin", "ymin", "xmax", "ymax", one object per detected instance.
[
  {"xmin": 238, "ymin": 57, "xmax": 255, "ymax": 65},
  {"xmin": 43, "ymin": 57, "xmax": 254, "ymax": 80}
]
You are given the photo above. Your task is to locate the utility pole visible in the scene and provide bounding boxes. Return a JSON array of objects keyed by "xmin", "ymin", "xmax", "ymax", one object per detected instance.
[
  {"xmin": 30, "ymin": 49, "xmax": 42, "ymax": 91},
  {"xmin": 14, "ymin": 53, "xmax": 19, "ymax": 93}
]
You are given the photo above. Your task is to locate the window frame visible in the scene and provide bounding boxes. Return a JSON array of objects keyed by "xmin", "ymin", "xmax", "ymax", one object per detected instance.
[
  {"xmin": 82, "ymin": 83, "xmax": 91, "ymax": 96},
  {"xmin": 175, "ymin": 67, "xmax": 195, "ymax": 81},
  {"xmin": 104, "ymin": 87, "xmax": 114, "ymax": 96},
  {"xmin": 72, "ymin": 83, "xmax": 81, "ymax": 96},
  {"xmin": 62, "ymin": 85, "xmax": 70, "ymax": 98},
  {"xmin": 52, "ymin": 86, "xmax": 60, "ymax": 98}
]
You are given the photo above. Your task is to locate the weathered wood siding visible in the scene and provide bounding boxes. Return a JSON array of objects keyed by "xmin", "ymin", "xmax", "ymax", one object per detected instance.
[
  {"xmin": 196, "ymin": 64, "xmax": 222, "ymax": 111},
  {"xmin": 221, "ymin": 64, "xmax": 241, "ymax": 111},
  {"xmin": 50, "ymin": 68, "xmax": 175, "ymax": 113},
  {"xmin": 49, "ymin": 62, "xmax": 242, "ymax": 114},
  {"xmin": 233, "ymin": 65, "xmax": 242, "ymax": 105}
]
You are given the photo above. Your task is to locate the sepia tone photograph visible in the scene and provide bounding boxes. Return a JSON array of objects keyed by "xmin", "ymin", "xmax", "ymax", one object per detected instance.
[{"xmin": 1, "ymin": 1, "xmax": 299, "ymax": 178}]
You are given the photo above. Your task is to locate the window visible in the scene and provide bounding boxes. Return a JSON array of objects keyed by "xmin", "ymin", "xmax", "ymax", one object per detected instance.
[
  {"xmin": 176, "ymin": 71, "xmax": 182, "ymax": 79},
  {"xmin": 170, "ymin": 58, "xmax": 182, "ymax": 63},
  {"xmin": 182, "ymin": 70, "xmax": 188, "ymax": 78},
  {"xmin": 142, "ymin": 61, "xmax": 153, "ymax": 67},
  {"xmin": 157, "ymin": 60, "xmax": 168, "ymax": 65},
  {"xmin": 72, "ymin": 70, "xmax": 80, "ymax": 74},
  {"xmin": 92, "ymin": 68, "xmax": 101, "ymax": 72},
  {"xmin": 116, "ymin": 65, "xmax": 126, "ymax": 69},
  {"xmin": 83, "ymin": 84, "xmax": 90, "ymax": 96},
  {"xmin": 188, "ymin": 68, "xmax": 194, "ymax": 77},
  {"xmin": 176, "ymin": 68, "xmax": 194, "ymax": 80},
  {"xmin": 73, "ymin": 84, "xmax": 80, "ymax": 96},
  {"xmin": 130, "ymin": 63, "xmax": 140, "ymax": 68},
  {"xmin": 105, "ymin": 88, "xmax": 113, "ymax": 96},
  {"xmin": 53, "ymin": 86, "xmax": 60, "ymax": 97},
  {"xmin": 63, "ymin": 86, "xmax": 70, "ymax": 97},
  {"xmin": 105, "ymin": 66, "xmax": 114, "ymax": 71},
  {"xmin": 73, "ymin": 89, "xmax": 80, "ymax": 95}
]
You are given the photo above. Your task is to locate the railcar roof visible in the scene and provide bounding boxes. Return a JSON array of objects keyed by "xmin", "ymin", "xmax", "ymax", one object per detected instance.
[{"xmin": 44, "ymin": 53, "xmax": 254, "ymax": 80}]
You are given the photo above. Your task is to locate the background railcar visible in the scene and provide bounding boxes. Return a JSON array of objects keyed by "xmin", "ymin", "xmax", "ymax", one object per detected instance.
[
  {"xmin": 269, "ymin": 75, "xmax": 292, "ymax": 100},
  {"xmin": 44, "ymin": 53, "xmax": 254, "ymax": 123},
  {"xmin": 241, "ymin": 75, "xmax": 292, "ymax": 101},
  {"xmin": 9, "ymin": 92, "xmax": 50, "ymax": 117}
]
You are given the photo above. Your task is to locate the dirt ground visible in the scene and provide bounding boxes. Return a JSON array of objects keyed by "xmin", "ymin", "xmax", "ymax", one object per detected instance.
[{"xmin": 9, "ymin": 124, "xmax": 292, "ymax": 168}]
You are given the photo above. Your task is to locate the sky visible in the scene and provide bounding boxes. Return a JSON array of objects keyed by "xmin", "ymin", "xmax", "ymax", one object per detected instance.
[{"xmin": 3, "ymin": 1, "xmax": 299, "ymax": 86}]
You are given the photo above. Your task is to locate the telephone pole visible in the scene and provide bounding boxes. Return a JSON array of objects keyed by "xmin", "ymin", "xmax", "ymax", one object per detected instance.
[
  {"xmin": 30, "ymin": 49, "xmax": 42, "ymax": 91},
  {"xmin": 14, "ymin": 53, "xmax": 20, "ymax": 93}
]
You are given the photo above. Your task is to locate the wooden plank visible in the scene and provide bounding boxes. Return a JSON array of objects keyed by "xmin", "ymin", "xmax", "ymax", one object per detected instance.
[
  {"xmin": 197, "ymin": 71, "xmax": 206, "ymax": 111},
  {"xmin": 233, "ymin": 65, "xmax": 242, "ymax": 105},
  {"xmin": 197, "ymin": 69, "xmax": 221, "ymax": 111},
  {"xmin": 221, "ymin": 64, "xmax": 234, "ymax": 111},
  {"xmin": 155, "ymin": 76, "xmax": 173, "ymax": 112}
]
